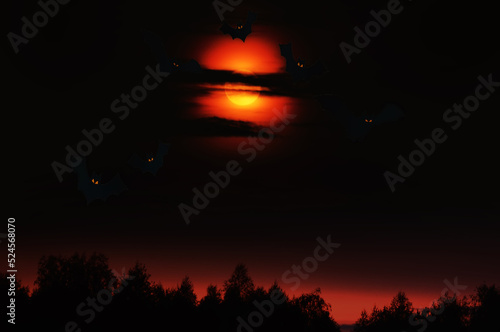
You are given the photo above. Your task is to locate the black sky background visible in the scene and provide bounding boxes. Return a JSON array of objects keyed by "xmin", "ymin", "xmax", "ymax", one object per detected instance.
[{"xmin": 2, "ymin": 0, "xmax": 499, "ymax": 324}]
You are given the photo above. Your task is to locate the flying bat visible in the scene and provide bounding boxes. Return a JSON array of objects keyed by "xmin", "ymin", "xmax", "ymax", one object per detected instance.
[
  {"xmin": 128, "ymin": 142, "xmax": 170, "ymax": 176},
  {"xmin": 280, "ymin": 43, "xmax": 326, "ymax": 81},
  {"xmin": 143, "ymin": 30, "xmax": 202, "ymax": 73},
  {"xmin": 220, "ymin": 12, "xmax": 257, "ymax": 42},
  {"xmin": 317, "ymin": 95, "xmax": 404, "ymax": 142},
  {"xmin": 74, "ymin": 159, "xmax": 127, "ymax": 204}
]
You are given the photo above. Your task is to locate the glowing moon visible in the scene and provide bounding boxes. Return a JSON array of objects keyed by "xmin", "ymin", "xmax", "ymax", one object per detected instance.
[{"xmin": 225, "ymin": 70, "xmax": 261, "ymax": 106}]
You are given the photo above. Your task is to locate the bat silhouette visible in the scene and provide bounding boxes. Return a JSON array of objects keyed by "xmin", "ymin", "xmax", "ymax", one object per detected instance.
[
  {"xmin": 317, "ymin": 95, "xmax": 404, "ymax": 142},
  {"xmin": 74, "ymin": 159, "xmax": 127, "ymax": 204},
  {"xmin": 128, "ymin": 142, "xmax": 170, "ymax": 176},
  {"xmin": 280, "ymin": 43, "xmax": 326, "ymax": 81},
  {"xmin": 143, "ymin": 30, "xmax": 202, "ymax": 73},
  {"xmin": 220, "ymin": 12, "xmax": 257, "ymax": 42}
]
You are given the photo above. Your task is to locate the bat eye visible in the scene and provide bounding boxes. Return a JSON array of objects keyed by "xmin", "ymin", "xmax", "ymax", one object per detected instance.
[
  {"xmin": 92, "ymin": 179, "xmax": 94, "ymax": 183},
  {"xmin": 369, "ymin": 120, "xmax": 373, "ymax": 122}
]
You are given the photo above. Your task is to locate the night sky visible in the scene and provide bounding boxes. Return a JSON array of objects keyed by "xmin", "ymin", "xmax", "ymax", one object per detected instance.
[{"xmin": 4, "ymin": 0, "xmax": 500, "ymax": 325}]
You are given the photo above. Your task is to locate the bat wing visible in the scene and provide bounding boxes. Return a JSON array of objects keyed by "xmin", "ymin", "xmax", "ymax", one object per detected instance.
[
  {"xmin": 317, "ymin": 95, "xmax": 367, "ymax": 141},
  {"xmin": 245, "ymin": 12, "xmax": 257, "ymax": 26},
  {"xmin": 143, "ymin": 30, "xmax": 172, "ymax": 73},
  {"xmin": 220, "ymin": 22, "xmax": 237, "ymax": 39},
  {"xmin": 99, "ymin": 175, "xmax": 127, "ymax": 201},
  {"xmin": 180, "ymin": 59, "xmax": 202, "ymax": 73},
  {"xmin": 280, "ymin": 43, "xmax": 324, "ymax": 81},
  {"xmin": 148, "ymin": 142, "xmax": 170, "ymax": 175},
  {"xmin": 279, "ymin": 43, "xmax": 298, "ymax": 75},
  {"xmin": 128, "ymin": 154, "xmax": 150, "ymax": 174},
  {"xmin": 240, "ymin": 12, "xmax": 257, "ymax": 41},
  {"xmin": 155, "ymin": 142, "xmax": 170, "ymax": 161},
  {"xmin": 74, "ymin": 159, "xmax": 126, "ymax": 204},
  {"xmin": 373, "ymin": 103, "xmax": 404, "ymax": 125}
]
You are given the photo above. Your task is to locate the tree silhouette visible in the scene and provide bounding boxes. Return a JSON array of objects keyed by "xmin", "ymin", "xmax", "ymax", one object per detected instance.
[
  {"xmin": 109, "ymin": 262, "xmax": 162, "ymax": 331},
  {"xmin": 468, "ymin": 284, "xmax": 500, "ymax": 332},
  {"xmin": 425, "ymin": 293, "xmax": 468, "ymax": 332},
  {"xmin": 14, "ymin": 252, "xmax": 497, "ymax": 332},
  {"xmin": 173, "ymin": 276, "xmax": 197, "ymax": 306},
  {"xmin": 292, "ymin": 288, "xmax": 341, "ymax": 332},
  {"xmin": 223, "ymin": 263, "xmax": 255, "ymax": 302},
  {"xmin": 30, "ymin": 252, "xmax": 115, "ymax": 331},
  {"xmin": 354, "ymin": 309, "xmax": 370, "ymax": 332},
  {"xmin": 200, "ymin": 284, "xmax": 223, "ymax": 307},
  {"xmin": 199, "ymin": 284, "xmax": 224, "ymax": 332},
  {"xmin": 354, "ymin": 291, "xmax": 414, "ymax": 332},
  {"xmin": 33, "ymin": 252, "xmax": 114, "ymax": 297}
]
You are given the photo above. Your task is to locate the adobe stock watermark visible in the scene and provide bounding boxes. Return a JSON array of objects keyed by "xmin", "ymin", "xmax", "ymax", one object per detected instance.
[
  {"xmin": 178, "ymin": 106, "xmax": 297, "ymax": 225},
  {"xmin": 213, "ymin": 0, "xmax": 244, "ymax": 22},
  {"xmin": 385, "ymin": 73, "xmax": 499, "ymax": 192},
  {"xmin": 51, "ymin": 64, "xmax": 170, "ymax": 183},
  {"xmin": 340, "ymin": 0, "xmax": 412, "ymax": 64},
  {"xmin": 65, "ymin": 268, "xmax": 135, "ymax": 332},
  {"xmin": 7, "ymin": 0, "xmax": 71, "ymax": 54},
  {"xmin": 237, "ymin": 235, "xmax": 341, "ymax": 332},
  {"xmin": 405, "ymin": 277, "xmax": 467, "ymax": 332}
]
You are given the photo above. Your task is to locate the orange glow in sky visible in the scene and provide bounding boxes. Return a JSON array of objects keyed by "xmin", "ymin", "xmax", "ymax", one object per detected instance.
[
  {"xmin": 193, "ymin": 88, "xmax": 292, "ymax": 125},
  {"xmin": 191, "ymin": 36, "xmax": 290, "ymax": 123},
  {"xmin": 224, "ymin": 69, "xmax": 263, "ymax": 106},
  {"xmin": 225, "ymin": 83, "xmax": 262, "ymax": 106},
  {"xmin": 199, "ymin": 35, "xmax": 284, "ymax": 74}
]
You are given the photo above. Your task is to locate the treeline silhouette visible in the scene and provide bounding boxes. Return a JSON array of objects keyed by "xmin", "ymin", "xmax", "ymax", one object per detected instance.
[
  {"xmin": 353, "ymin": 284, "xmax": 500, "ymax": 332},
  {"xmin": 1, "ymin": 253, "xmax": 498, "ymax": 332}
]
